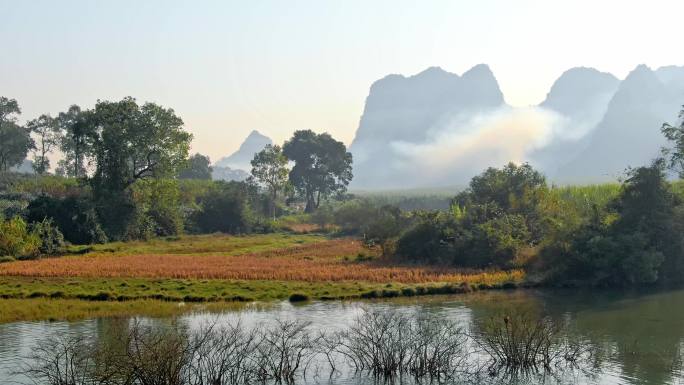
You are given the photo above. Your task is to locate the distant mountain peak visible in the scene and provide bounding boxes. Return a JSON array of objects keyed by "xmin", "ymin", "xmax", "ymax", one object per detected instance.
[
  {"xmin": 540, "ymin": 67, "xmax": 619, "ymax": 116},
  {"xmin": 462, "ymin": 63, "xmax": 494, "ymax": 79},
  {"xmin": 214, "ymin": 130, "xmax": 273, "ymax": 170}
]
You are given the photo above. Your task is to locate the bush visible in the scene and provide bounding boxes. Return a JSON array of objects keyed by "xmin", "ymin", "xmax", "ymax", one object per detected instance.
[
  {"xmin": 31, "ymin": 218, "xmax": 65, "ymax": 255},
  {"xmin": 27, "ymin": 195, "xmax": 107, "ymax": 245},
  {"xmin": 130, "ymin": 179, "xmax": 184, "ymax": 237},
  {"xmin": 395, "ymin": 212, "xmax": 454, "ymax": 264},
  {"xmin": 191, "ymin": 181, "xmax": 253, "ymax": 234},
  {"xmin": 0, "ymin": 216, "xmax": 39, "ymax": 259}
]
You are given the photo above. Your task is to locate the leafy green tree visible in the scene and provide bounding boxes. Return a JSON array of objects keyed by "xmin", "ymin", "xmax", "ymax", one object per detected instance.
[
  {"xmin": 0, "ymin": 97, "xmax": 33, "ymax": 172},
  {"xmin": 83, "ymin": 97, "xmax": 192, "ymax": 240},
  {"xmin": 662, "ymin": 106, "xmax": 684, "ymax": 177},
  {"xmin": 88, "ymin": 97, "xmax": 192, "ymax": 192},
  {"xmin": 282, "ymin": 130, "xmax": 353, "ymax": 212},
  {"xmin": 249, "ymin": 144, "xmax": 289, "ymax": 219},
  {"xmin": 56, "ymin": 105, "xmax": 93, "ymax": 178},
  {"xmin": 543, "ymin": 160, "xmax": 680, "ymax": 286},
  {"xmin": 179, "ymin": 153, "xmax": 213, "ymax": 180},
  {"xmin": 457, "ymin": 162, "xmax": 546, "ymax": 215},
  {"xmin": 27, "ymin": 114, "xmax": 61, "ymax": 175}
]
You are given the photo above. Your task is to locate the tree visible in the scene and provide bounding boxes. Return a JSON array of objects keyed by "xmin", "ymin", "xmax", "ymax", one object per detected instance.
[
  {"xmin": 88, "ymin": 97, "xmax": 192, "ymax": 192},
  {"xmin": 282, "ymin": 130, "xmax": 353, "ymax": 212},
  {"xmin": 662, "ymin": 106, "xmax": 684, "ymax": 177},
  {"xmin": 364, "ymin": 205, "xmax": 405, "ymax": 256},
  {"xmin": 191, "ymin": 182, "xmax": 252, "ymax": 234},
  {"xmin": 249, "ymin": 144, "xmax": 289, "ymax": 219},
  {"xmin": 27, "ymin": 114, "xmax": 61, "ymax": 175},
  {"xmin": 178, "ymin": 153, "xmax": 213, "ymax": 180},
  {"xmin": 56, "ymin": 105, "xmax": 93, "ymax": 178},
  {"xmin": 0, "ymin": 97, "xmax": 33, "ymax": 172}
]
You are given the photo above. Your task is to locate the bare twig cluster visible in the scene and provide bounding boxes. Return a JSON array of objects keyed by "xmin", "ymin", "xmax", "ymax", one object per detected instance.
[{"xmin": 17, "ymin": 309, "xmax": 590, "ymax": 385}]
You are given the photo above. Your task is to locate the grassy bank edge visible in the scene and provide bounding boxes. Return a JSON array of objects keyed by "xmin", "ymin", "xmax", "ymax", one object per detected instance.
[{"xmin": 0, "ymin": 272, "xmax": 527, "ymax": 323}]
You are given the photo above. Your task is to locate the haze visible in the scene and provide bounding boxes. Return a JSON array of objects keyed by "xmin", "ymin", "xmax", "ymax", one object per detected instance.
[{"xmin": 3, "ymin": 0, "xmax": 684, "ymax": 163}]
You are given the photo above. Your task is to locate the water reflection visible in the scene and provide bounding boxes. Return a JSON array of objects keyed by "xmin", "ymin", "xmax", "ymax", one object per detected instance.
[{"xmin": 1, "ymin": 288, "xmax": 684, "ymax": 384}]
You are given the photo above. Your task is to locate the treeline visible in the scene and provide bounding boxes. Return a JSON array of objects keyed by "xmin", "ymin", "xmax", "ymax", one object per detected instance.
[{"xmin": 0, "ymin": 96, "xmax": 353, "ymax": 259}]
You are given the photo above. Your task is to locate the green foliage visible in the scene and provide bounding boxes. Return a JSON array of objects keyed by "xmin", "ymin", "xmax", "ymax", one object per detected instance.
[
  {"xmin": 283, "ymin": 130, "xmax": 353, "ymax": 212},
  {"xmin": 310, "ymin": 205, "xmax": 334, "ymax": 230},
  {"xmin": 395, "ymin": 212, "xmax": 454, "ymax": 264},
  {"xmin": 364, "ymin": 205, "xmax": 406, "ymax": 256},
  {"xmin": 0, "ymin": 97, "xmax": 33, "ymax": 172},
  {"xmin": 56, "ymin": 105, "xmax": 91, "ymax": 178},
  {"xmin": 178, "ymin": 153, "xmax": 213, "ymax": 180},
  {"xmin": 26, "ymin": 195, "xmax": 107, "ymax": 245},
  {"xmin": 130, "ymin": 179, "xmax": 184, "ymax": 237},
  {"xmin": 661, "ymin": 106, "xmax": 684, "ymax": 178},
  {"xmin": 26, "ymin": 114, "xmax": 61, "ymax": 175},
  {"xmin": 250, "ymin": 144, "xmax": 290, "ymax": 219},
  {"xmin": 88, "ymin": 97, "xmax": 192, "ymax": 192},
  {"xmin": 332, "ymin": 199, "xmax": 378, "ymax": 234},
  {"xmin": 31, "ymin": 218, "xmax": 65, "ymax": 255},
  {"xmin": 191, "ymin": 181, "xmax": 253, "ymax": 234},
  {"xmin": 542, "ymin": 160, "xmax": 682, "ymax": 286},
  {"xmin": 0, "ymin": 216, "xmax": 39, "ymax": 259}
]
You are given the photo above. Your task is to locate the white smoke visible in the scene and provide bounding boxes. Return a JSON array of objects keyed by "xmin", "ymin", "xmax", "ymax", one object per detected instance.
[{"xmin": 385, "ymin": 106, "xmax": 565, "ymax": 186}]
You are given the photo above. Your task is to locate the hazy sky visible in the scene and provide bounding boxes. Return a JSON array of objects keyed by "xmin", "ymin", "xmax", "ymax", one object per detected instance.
[{"xmin": 2, "ymin": 0, "xmax": 683, "ymax": 162}]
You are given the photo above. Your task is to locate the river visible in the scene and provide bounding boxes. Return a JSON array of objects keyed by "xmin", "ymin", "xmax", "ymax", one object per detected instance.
[{"xmin": 1, "ymin": 288, "xmax": 684, "ymax": 384}]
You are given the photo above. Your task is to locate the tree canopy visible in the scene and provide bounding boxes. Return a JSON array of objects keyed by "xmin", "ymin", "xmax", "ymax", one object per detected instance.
[
  {"xmin": 0, "ymin": 97, "xmax": 33, "ymax": 172},
  {"xmin": 179, "ymin": 153, "xmax": 213, "ymax": 180},
  {"xmin": 88, "ymin": 97, "xmax": 192, "ymax": 192},
  {"xmin": 249, "ymin": 144, "xmax": 289, "ymax": 219},
  {"xmin": 282, "ymin": 130, "xmax": 352, "ymax": 212}
]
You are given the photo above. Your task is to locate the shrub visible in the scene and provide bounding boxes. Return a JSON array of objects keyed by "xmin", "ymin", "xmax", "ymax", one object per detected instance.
[
  {"xmin": 31, "ymin": 218, "xmax": 65, "ymax": 255},
  {"xmin": 26, "ymin": 195, "xmax": 107, "ymax": 245},
  {"xmin": 0, "ymin": 216, "xmax": 39, "ymax": 259},
  {"xmin": 130, "ymin": 179, "xmax": 184, "ymax": 237},
  {"xmin": 191, "ymin": 181, "xmax": 253, "ymax": 234}
]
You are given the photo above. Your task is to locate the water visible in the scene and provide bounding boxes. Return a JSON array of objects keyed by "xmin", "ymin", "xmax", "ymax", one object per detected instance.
[{"xmin": 2, "ymin": 288, "xmax": 684, "ymax": 384}]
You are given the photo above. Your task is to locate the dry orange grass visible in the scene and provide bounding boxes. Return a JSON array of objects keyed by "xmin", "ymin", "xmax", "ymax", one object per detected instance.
[{"xmin": 0, "ymin": 238, "xmax": 523, "ymax": 284}]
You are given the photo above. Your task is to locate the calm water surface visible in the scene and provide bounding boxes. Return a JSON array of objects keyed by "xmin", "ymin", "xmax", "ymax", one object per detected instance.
[{"xmin": 2, "ymin": 288, "xmax": 684, "ymax": 384}]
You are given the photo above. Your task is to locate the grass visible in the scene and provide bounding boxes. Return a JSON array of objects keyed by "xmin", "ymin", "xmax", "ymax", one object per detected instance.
[
  {"xmin": 0, "ymin": 272, "xmax": 524, "ymax": 303},
  {"xmin": 61, "ymin": 233, "xmax": 325, "ymax": 257},
  {"xmin": 1, "ymin": 235, "xmax": 520, "ymax": 284},
  {"xmin": 0, "ymin": 298, "xmax": 242, "ymax": 324},
  {"xmin": 0, "ymin": 232, "xmax": 525, "ymax": 323}
]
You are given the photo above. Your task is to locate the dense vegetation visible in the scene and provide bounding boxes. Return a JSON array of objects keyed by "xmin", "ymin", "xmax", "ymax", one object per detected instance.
[{"xmin": 3, "ymin": 93, "xmax": 684, "ymax": 290}]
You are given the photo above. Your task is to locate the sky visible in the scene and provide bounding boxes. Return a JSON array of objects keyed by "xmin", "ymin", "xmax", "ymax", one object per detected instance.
[{"xmin": 2, "ymin": 0, "xmax": 684, "ymax": 162}]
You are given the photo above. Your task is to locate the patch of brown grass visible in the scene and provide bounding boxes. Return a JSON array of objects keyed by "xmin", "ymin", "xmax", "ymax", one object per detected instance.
[{"xmin": 0, "ymin": 238, "xmax": 523, "ymax": 285}]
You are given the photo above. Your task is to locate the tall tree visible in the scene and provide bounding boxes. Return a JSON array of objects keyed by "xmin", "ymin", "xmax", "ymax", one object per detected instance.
[
  {"xmin": 282, "ymin": 130, "xmax": 353, "ymax": 212},
  {"xmin": 178, "ymin": 153, "xmax": 213, "ymax": 180},
  {"xmin": 0, "ymin": 97, "xmax": 33, "ymax": 172},
  {"xmin": 662, "ymin": 106, "xmax": 684, "ymax": 177},
  {"xmin": 27, "ymin": 114, "xmax": 61, "ymax": 175},
  {"xmin": 57, "ymin": 105, "xmax": 93, "ymax": 178},
  {"xmin": 88, "ymin": 97, "xmax": 192, "ymax": 192},
  {"xmin": 249, "ymin": 144, "xmax": 289, "ymax": 219}
]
